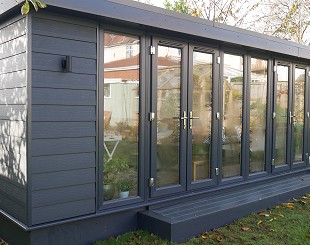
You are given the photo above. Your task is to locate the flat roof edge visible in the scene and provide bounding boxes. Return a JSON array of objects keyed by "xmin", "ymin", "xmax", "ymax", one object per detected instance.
[{"xmin": 2, "ymin": 0, "xmax": 310, "ymax": 60}]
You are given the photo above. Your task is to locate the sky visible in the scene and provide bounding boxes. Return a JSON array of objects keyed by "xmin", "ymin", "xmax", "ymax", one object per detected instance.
[
  {"xmin": 134, "ymin": 0, "xmax": 166, "ymax": 8},
  {"xmin": 150, "ymin": 0, "xmax": 165, "ymax": 7}
]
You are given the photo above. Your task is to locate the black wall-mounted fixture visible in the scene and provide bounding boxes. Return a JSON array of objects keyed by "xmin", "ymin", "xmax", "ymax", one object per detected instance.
[{"xmin": 62, "ymin": 55, "xmax": 72, "ymax": 72}]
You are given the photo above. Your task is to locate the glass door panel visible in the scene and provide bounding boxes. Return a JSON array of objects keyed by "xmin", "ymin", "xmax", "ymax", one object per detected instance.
[
  {"xmin": 222, "ymin": 53, "xmax": 243, "ymax": 179},
  {"xmin": 191, "ymin": 51, "xmax": 213, "ymax": 182},
  {"xmin": 249, "ymin": 58, "xmax": 268, "ymax": 173},
  {"xmin": 156, "ymin": 45, "xmax": 182, "ymax": 188},
  {"xmin": 274, "ymin": 65, "xmax": 289, "ymax": 167},
  {"xmin": 293, "ymin": 68, "xmax": 305, "ymax": 163}
]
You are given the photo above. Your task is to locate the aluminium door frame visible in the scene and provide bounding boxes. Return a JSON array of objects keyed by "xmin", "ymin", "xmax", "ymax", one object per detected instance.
[
  {"xmin": 291, "ymin": 63, "xmax": 309, "ymax": 169},
  {"xmin": 272, "ymin": 60, "xmax": 292, "ymax": 173},
  {"xmin": 218, "ymin": 48, "xmax": 248, "ymax": 185},
  {"xmin": 247, "ymin": 54, "xmax": 274, "ymax": 179},
  {"xmin": 149, "ymin": 36, "xmax": 188, "ymax": 198},
  {"xmin": 186, "ymin": 44, "xmax": 220, "ymax": 190}
]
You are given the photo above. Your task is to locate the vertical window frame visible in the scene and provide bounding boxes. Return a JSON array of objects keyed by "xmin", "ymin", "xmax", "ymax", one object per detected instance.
[
  {"xmin": 98, "ymin": 25, "xmax": 145, "ymax": 210},
  {"xmin": 248, "ymin": 57, "xmax": 269, "ymax": 176}
]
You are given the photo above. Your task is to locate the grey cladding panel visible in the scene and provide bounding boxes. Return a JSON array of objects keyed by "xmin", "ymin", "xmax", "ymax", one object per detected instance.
[
  {"xmin": 0, "ymin": 70, "xmax": 26, "ymax": 89},
  {"xmin": 0, "ymin": 138, "xmax": 26, "ymax": 157},
  {"xmin": 32, "ymin": 88, "xmax": 96, "ymax": 106},
  {"xmin": 32, "ymin": 105, "xmax": 95, "ymax": 122},
  {"xmin": 30, "ymin": 11, "xmax": 97, "ymax": 225},
  {"xmin": 0, "ymin": 87, "xmax": 27, "ymax": 105},
  {"xmin": 0, "ymin": 120, "xmax": 26, "ymax": 138},
  {"xmin": 0, "ymin": 14, "xmax": 27, "ymax": 223},
  {"xmin": 0, "ymin": 192, "xmax": 27, "ymax": 223},
  {"xmin": 32, "ymin": 183, "xmax": 95, "ymax": 208},
  {"xmin": 32, "ymin": 122, "xmax": 96, "ymax": 139},
  {"xmin": 32, "ymin": 35, "xmax": 96, "ymax": 59},
  {"xmin": 32, "ymin": 17, "xmax": 97, "ymax": 43},
  {"xmin": 32, "ymin": 53, "xmax": 96, "ymax": 74},
  {"xmin": 0, "ymin": 176, "xmax": 26, "ymax": 203},
  {"xmin": 32, "ymin": 168, "xmax": 95, "ymax": 191},
  {"xmin": 32, "ymin": 198, "xmax": 95, "ymax": 225},
  {"xmin": 0, "ymin": 52, "xmax": 26, "ymax": 74},
  {"xmin": 32, "ymin": 152, "xmax": 95, "ymax": 174},
  {"xmin": 32, "ymin": 70, "xmax": 96, "ymax": 90},
  {"xmin": 32, "ymin": 137, "xmax": 95, "ymax": 156},
  {"xmin": 0, "ymin": 18, "xmax": 26, "ymax": 43},
  {"xmin": 0, "ymin": 105, "xmax": 26, "ymax": 121},
  {"xmin": 0, "ymin": 35, "xmax": 27, "ymax": 60}
]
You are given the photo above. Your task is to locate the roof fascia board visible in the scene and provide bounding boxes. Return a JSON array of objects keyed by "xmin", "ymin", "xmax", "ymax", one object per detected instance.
[{"xmin": 4, "ymin": 0, "xmax": 310, "ymax": 59}]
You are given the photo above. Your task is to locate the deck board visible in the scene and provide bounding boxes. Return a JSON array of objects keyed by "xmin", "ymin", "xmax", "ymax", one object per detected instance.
[{"xmin": 139, "ymin": 173, "xmax": 310, "ymax": 242}]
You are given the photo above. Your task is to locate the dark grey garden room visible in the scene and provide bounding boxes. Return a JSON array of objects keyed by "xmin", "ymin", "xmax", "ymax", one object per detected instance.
[{"xmin": 1, "ymin": 0, "xmax": 310, "ymax": 244}]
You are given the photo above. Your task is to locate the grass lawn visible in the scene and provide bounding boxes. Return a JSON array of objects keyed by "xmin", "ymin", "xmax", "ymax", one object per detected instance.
[{"xmin": 95, "ymin": 194, "xmax": 310, "ymax": 245}]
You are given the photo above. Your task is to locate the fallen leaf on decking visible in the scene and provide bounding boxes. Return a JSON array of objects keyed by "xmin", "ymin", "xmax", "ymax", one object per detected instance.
[{"xmin": 241, "ymin": 227, "xmax": 250, "ymax": 231}]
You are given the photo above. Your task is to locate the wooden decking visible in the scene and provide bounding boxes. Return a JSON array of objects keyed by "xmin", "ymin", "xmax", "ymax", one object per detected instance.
[{"xmin": 138, "ymin": 173, "xmax": 310, "ymax": 243}]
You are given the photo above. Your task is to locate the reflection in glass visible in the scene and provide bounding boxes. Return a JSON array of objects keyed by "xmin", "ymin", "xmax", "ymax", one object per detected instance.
[
  {"xmin": 249, "ymin": 58, "xmax": 267, "ymax": 173},
  {"xmin": 293, "ymin": 68, "xmax": 305, "ymax": 162},
  {"xmin": 192, "ymin": 52, "xmax": 212, "ymax": 181},
  {"xmin": 222, "ymin": 54, "xmax": 243, "ymax": 178},
  {"xmin": 103, "ymin": 33, "xmax": 139, "ymax": 201},
  {"xmin": 156, "ymin": 45, "xmax": 181, "ymax": 188},
  {"xmin": 275, "ymin": 66, "xmax": 288, "ymax": 166}
]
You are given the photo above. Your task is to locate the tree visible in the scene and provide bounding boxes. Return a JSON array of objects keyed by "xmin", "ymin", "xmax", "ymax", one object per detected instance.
[
  {"xmin": 164, "ymin": 0, "xmax": 191, "ymax": 15},
  {"xmin": 163, "ymin": 0, "xmax": 310, "ymax": 45},
  {"xmin": 249, "ymin": 0, "xmax": 310, "ymax": 45},
  {"xmin": 20, "ymin": 0, "xmax": 46, "ymax": 15},
  {"xmin": 164, "ymin": 0, "xmax": 261, "ymax": 25}
]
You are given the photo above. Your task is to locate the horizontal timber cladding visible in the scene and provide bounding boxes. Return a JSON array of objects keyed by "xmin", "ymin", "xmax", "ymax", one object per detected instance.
[
  {"xmin": 0, "ymin": 70, "xmax": 27, "ymax": 90},
  {"xmin": 32, "ymin": 199, "xmax": 95, "ymax": 225},
  {"xmin": 32, "ymin": 122, "xmax": 96, "ymax": 139},
  {"xmin": 32, "ymin": 88, "xmax": 96, "ymax": 105},
  {"xmin": 31, "ymin": 13, "xmax": 97, "ymax": 225},
  {"xmin": 0, "ymin": 120, "xmax": 26, "ymax": 138},
  {"xmin": 0, "ymin": 15, "xmax": 27, "ymax": 223},
  {"xmin": 32, "ymin": 70, "xmax": 96, "ymax": 90},
  {"xmin": 32, "ymin": 105, "xmax": 95, "ymax": 122},
  {"xmin": 0, "ymin": 36, "xmax": 27, "ymax": 60},
  {"xmin": 32, "ymin": 152, "xmax": 95, "ymax": 174},
  {"xmin": 0, "ymin": 52, "xmax": 27, "ymax": 74},
  {"xmin": 0, "ymin": 87, "xmax": 27, "ymax": 105},
  {"xmin": 32, "ymin": 137, "xmax": 95, "ymax": 156},
  {"xmin": 32, "ymin": 53, "xmax": 96, "ymax": 74}
]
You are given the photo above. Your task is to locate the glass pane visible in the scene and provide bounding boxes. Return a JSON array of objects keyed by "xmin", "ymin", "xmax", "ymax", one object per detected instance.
[
  {"xmin": 192, "ymin": 51, "xmax": 212, "ymax": 181},
  {"xmin": 293, "ymin": 68, "xmax": 305, "ymax": 162},
  {"xmin": 222, "ymin": 54, "xmax": 243, "ymax": 178},
  {"xmin": 103, "ymin": 33, "xmax": 139, "ymax": 201},
  {"xmin": 156, "ymin": 45, "xmax": 181, "ymax": 188},
  {"xmin": 274, "ymin": 66, "xmax": 288, "ymax": 166},
  {"xmin": 249, "ymin": 58, "xmax": 267, "ymax": 173}
]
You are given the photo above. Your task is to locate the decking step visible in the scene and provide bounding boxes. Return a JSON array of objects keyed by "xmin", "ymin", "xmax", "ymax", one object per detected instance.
[{"xmin": 138, "ymin": 174, "xmax": 310, "ymax": 243}]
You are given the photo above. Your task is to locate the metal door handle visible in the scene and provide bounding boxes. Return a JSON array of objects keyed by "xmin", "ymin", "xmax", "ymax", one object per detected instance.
[
  {"xmin": 289, "ymin": 111, "xmax": 294, "ymax": 125},
  {"xmin": 189, "ymin": 111, "xmax": 200, "ymax": 129},
  {"xmin": 180, "ymin": 111, "xmax": 187, "ymax": 129}
]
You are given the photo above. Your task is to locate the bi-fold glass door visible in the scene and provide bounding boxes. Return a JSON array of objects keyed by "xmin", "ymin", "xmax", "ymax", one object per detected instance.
[
  {"xmin": 149, "ymin": 38, "xmax": 219, "ymax": 197},
  {"xmin": 272, "ymin": 61, "xmax": 308, "ymax": 172}
]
